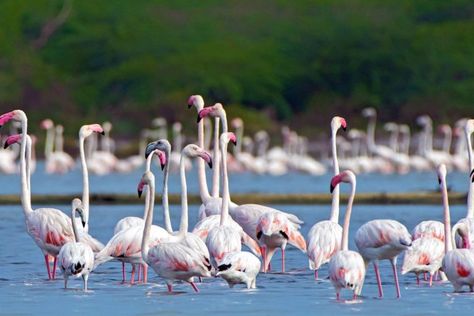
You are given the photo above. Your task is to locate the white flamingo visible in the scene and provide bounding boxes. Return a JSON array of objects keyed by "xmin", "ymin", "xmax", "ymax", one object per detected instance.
[
  {"xmin": 439, "ymin": 164, "xmax": 474, "ymax": 292},
  {"xmin": 141, "ymin": 144, "xmax": 213, "ymax": 293},
  {"xmin": 328, "ymin": 170, "xmax": 366, "ymax": 300},
  {"xmin": 216, "ymin": 251, "xmax": 261, "ymax": 289},
  {"xmin": 307, "ymin": 116, "xmax": 346, "ymax": 279},
  {"xmin": 40, "ymin": 119, "xmax": 74, "ymax": 174},
  {"xmin": 58, "ymin": 198, "xmax": 94, "ymax": 291}
]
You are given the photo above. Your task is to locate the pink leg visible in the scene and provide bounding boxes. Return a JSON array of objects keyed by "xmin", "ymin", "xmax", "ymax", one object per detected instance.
[
  {"xmin": 167, "ymin": 283, "xmax": 173, "ymax": 292},
  {"xmin": 52, "ymin": 257, "xmax": 57, "ymax": 280},
  {"xmin": 137, "ymin": 265, "xmax": 142, "ymax": 282},
  {"xmin": 373, "ymin": 262, "xmax": 383, "ymax": 298},
  {"xmin": 281, "ymin": 248, "xmax": 285, "ymax": 273},
  {"xmin": 353, "ymin": 292, "xmax": 357, "ymax": 300},
  {"xmin": 121, "ymin": 262, "xmax": 126, "ymax": 283},
  {"xmin": 190, "ymin": 282, "xmax": 199, "ymax": 293},
  {"xmin": 130, "ymin": 265, "xmax": 136, "ymax": 284},
  {"xmin": 44, "ymin": 255, "xmax": 52, "ymax": 280},
  {"xmin": 336, "ymin": 291, "xmax": 340, "ymax": 301},
  {"xmin": 142, "ymin": 265, "xmax": 148, "ymax": 284},
  {"xmin": 423, "ymin": 272, "xmax": 427, "ymax": 281},
  {"xmin": 416, "ymin": 274, "xmax": 420, "ymax": 286},
  {"xmin": 429, "ymin": 273, "xmax": 433, "ymax": 287},
  {"xmin": 390, "ymin": 258, "xmax": 401, "ymax": 298},
  {"xmin": 314, "ymin": 270, "xmax": 319, "ymax": 280},
  {"xmin": 260, "ymin": 247, "xmax": 266, "ymax": 272}
]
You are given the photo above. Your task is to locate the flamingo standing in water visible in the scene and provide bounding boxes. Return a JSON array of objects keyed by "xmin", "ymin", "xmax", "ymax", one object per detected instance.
[
  {"xmin": 328, "ymin": 170, "xmax": 366, "ymax": 300},
  {"xmin": 206, "ymin": 133, "xmax": 242, "ymax": 267},
  {"xmin": 439, "ymin": 164, "xmax": 474, "ymax": 291},
  {"xmin": 1, "ymin": 110, "xmax": 103, "ymax": 279},
  {"xmin": 58, "ymin": 198, "xmax": 94, "ymax": 291},
  {"xmin": 141, "ymin": 144, "xmax": 213, "ymax": 293},
  {"xmin": 355, "ymin": 197, "xmax": 412, "ymax": 298},
  {"xmin": 94, "ymin": 150, "xmax": 170, "ymax": 284},
  {"xmin": 307, "ymin": 116, "xmax": 346, "ymax": 280}
]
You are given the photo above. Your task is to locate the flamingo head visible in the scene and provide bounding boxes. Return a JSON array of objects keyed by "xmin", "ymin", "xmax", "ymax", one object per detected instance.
[
  {"xmin": 71, "ymin": 198, "xmax": 86, "ymax": 228},
  {"xmin": 172, "ymin": 122, "xmax": 182, "ymax": 132},
  {"xmin": 40, "ymin": 118, "xmax": 54, "ymax": 130},
  {"xmin": 79, "ymin": 124, "xmax": 104, "ymax": 139},
  {"xmin": 220, "ymin": 132, "xmax": 237, "ymax": 148},
  {"xmin": 331, "ymin": 116, "xmax": 347, "ymax": 132},
  {"xmin": 137, "ymin": 171, "xmax": 154, "ymax": 198},
  {"xmin": 0, "ymin": 110, "xmax": 26, "ymax": 127},
  {"xmin": 197, "ymin": 103, "xmax": 225, "ymax": 123},
  {"xmin": 231, "ymin": 117, "xmax": 243, "ymax": 129},
  {"xmin": 182, "ymin": 144, "xmax": 212, "ymax": 169},
  {"xmin": 151, "ymin": 117, "xmax": 167, "ymax": 128},
  {"xmin": 436, "ymin": 164, "xmax": 447, "ymax": 186},
  {"xmin": 187, "ymin": 95, "xmax": 205, "ymax": 111},
  {"xmin": 330, "ymin": 170, "xmax": 356, "ymax": 193},
  {"xmin": 438, "ymin": 124, "xmax": 451, "ymax": 135},
  {"xmin": 4, "ymin": 134, "xmax": 21, "ymax": 149},
  {"xmin": 147, "ymin": 149, "xmax": 166, "ymax": 170},
  {"xmin": 416, "ymin": 115, "xmax": 432, "ymax": 127},
  {"xmin": 361, "ymin": 107, "xmax": 376, "ymax": 118},
  {"xmin": 55, "ymin": 124, "xmax": 64, "ymax": 133},
  {"xmin": 398, "ymin": 124, "xmax": 410, "ymax": 135},
  {"xmin": 102, "ymin": 121, "xmax": 112, "ymax": 133},
  {"xmin": 145, "ymin": 139, "xmax": 171, "ymax": 162},
  {"xmin": 383, "ymin": 122, "xmax": 398, "ymax": 132}
]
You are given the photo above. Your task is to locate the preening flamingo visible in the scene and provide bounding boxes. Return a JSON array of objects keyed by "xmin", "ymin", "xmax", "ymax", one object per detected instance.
[
  {"xmin": 307, "ymin": 116, "xmax": 346, "ymax": 280},
  {"xmin": 328, "ymin": 170, "xmax": 366, "ymax": 300},
  {"xmin": 141, "ymin": 144, "xmax": 213, "ymax": 293},
  {"xmin": 438, "ymin": 164, "xmax": 474, "ymax": 292},
  {"xmin": 58, "ymin": 198, "xmax": 94, "ymax": 291},
  {"xmin": 216, "ymin": 251, "xmax": 261, "ymax": 289}
]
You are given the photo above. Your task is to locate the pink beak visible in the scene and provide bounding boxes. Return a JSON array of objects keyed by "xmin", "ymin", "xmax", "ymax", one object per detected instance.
[{"xmin": 4, "ymin": 134, "xmax": 21, "ymax": 149}]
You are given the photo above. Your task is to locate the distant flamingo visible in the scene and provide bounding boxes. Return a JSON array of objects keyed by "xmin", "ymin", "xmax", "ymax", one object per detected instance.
[
  {"xmin": 141, "ymin": 144, "xmax": 213, "ymax": 293},
  {"xmin": 58, "ymin": 198, "xmax": 94, "ymax": 291},
  {"xmin": 439, "ymin": 164, "xmax": 474, "ymax": 292},
  {"xmin": 355, "ymin": 200, "xmax": 412, "ymax": 298},
  {"xmin": 307, "ymin": 116, "xmax": 346, "ymax": 280},
  {"xmin": 40, "ymin": 119, "xmax": 74, "ymax": 174},
  {"xmin": 328, "ymin": 170, "xmax": 366, "ymax": 300}
]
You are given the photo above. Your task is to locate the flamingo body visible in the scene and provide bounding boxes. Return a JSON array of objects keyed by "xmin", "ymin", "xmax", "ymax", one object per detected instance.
[
  {"xmin": 329, "ymin": 250, "xmax": 365, "ymax": 298},
  {"xmin": 216, "ymin": 251, "xmax": 261, "ymax": 289},
  {"xmin": 307, "ymin": 220, "xmax": 342, "ymax": 271}
]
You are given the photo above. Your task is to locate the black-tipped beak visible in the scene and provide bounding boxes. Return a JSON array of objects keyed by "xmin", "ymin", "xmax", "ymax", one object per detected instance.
[
  {"xmin": 330, "ymin": 184, "xmax": 335, "ymax": 193},
  {"xmin": 256, "ymin": 230, "xmax": 262, "ymax": 240},
  {"xmin": 231, "ymin": 140, "xmax": 237, "ymax": 146},
  {"xmin": 438, "ymin": 177, "xmax": 441, "ymax": 185},
  {"xmin": 188, "ymin": 104, "xmax": 192, "ymax": 109},
  {"xmin": 144, "ymin": 143, "xmax": 155, "ymax": 159},
  {"xmin": 207, "ymin": 160, "xmax": 213, "ymax": 169},
  {"xmin": 470, "ymin": 169, "xmax": 474, "ymax": 179},
  {"xmin": 3, "ymin": 142, "xmax": 9, "ymax": 149},
  {"xmin": 342, "ymin": 126, "xmax": 347, "ymax": 131},
  {"xmin": 81, "ymin": 220, "xmax": 86, "ymax": 228},
  {"xmin": 161, "ymin": 162, "xmax": 165, "ymax": 171},
  {"xmin": 197, "ymin": 115, "xmax": 202, "ymax": 123},
  {"xmin": 100, "ymin": 131, "xmax": 105, "ymax": 136},
  {"xmin": 138, "ymin": 189, "xmax": 143, "ymax": 198}
]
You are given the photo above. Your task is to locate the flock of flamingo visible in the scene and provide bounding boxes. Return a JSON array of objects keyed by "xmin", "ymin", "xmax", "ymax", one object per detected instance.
[{"xmin": 1, "ymin": 95, "xmax": 474, "ymax": 301}]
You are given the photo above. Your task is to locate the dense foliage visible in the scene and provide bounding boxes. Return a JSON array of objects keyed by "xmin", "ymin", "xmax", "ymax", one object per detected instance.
[{"xmin": 0, "ymin": 0, "xmax": 473, "ymax": 137}]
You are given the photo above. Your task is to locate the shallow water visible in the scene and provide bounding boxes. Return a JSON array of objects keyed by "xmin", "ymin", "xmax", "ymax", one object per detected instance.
[
  {"xmin": 0, "ymin": 161, "xmax": 469, "ymax": 196},
  {"xmin": 1, "ymin": 203, "xmax": 473, "ymax": 316}
]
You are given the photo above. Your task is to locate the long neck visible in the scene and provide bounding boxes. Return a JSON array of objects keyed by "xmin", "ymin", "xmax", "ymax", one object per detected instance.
[
  {"xmin": 71, "ymin": 209, "xmax": 80, "ymax": 243},
  {"xmin": 234, "ymin": 126, "xmax": 243, "ymax": 156},
  {"xmin": 220, "ymin": 141, "xmax": 230, "ymax": 225},
  {"xmin": 178, "ymin": 154, "xmax": 189, "ymax": 236},
  {"xmin": 366, "ymin": 116, "xmax": 376, "ymax": 151},
  {"xmin": 425, "ymin": 125, "xmax": 433, "ymax": 153},
  {"xmin": 211, "ymin": 117, "xmax": 221, "ymax": 197},
  {"xmin": 162, "ymin": 148, "xmax": 172, "ymax": 233},
  {"xmin": 141, "ymin": 179, "xmax": 155, "ymax": 262},
  {"xmin": 197, "ymin": 114, "xmax": 210, "ymax": 201},
  {"xmin": 329, "ymin": 127, "xmax": 340, "ymax": 222},
  {"xmin": 442, "ymin": 176, "xmax": 453, "ymax": 252},
  {"xmin": 341, "ymin": 180, "xmax": 356, "ymax": 251},
  {"xmin": 402, "ymin": 131, "xmax": 410, "ymax": 155},
  {"xmin": 20, "ymin": 119, "xmax": 33, "ymax": 215},
  {"xmin": 466, "ymin": 128, "xmax": 474, "ymax": 218},
  {"xmin": 79, "ymin": 136, "xmax": 90, "ymax": 230},
  {"xmin": 389, "ymin": 130, "xmax": 398, "ymax": 152},
  {"xmin": 45, "ymin": 128, "xmax": 54, "ymax": 158},
  {"xmin": 55, "ymin": 129, "xmax": 63, "ymax": 152},
  {"xmin": 442, "ymin": 131, "xmax": 452, "ymax": 153}
]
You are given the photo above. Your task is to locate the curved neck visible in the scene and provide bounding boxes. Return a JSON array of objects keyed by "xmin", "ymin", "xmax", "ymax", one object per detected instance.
[
  {"xmin": 178, "ymin": 154, "xmax": 189, "ymax": 236},
  {"xmin": 329, "ymin": 127, "xmax": 340, "ymax": 222},
  {"xmin": 197, "ymin": 114, "xmax": 210, "ymax": 202},
  {"xmin": 79, "ymin": 136, "xmax": 90, "ymax": 230},
  {"xmin": 71, "ymin": 209, "xmax": 80, "ymax": 243},
  {"xmin": 20, "ymin": 119, "xmax": 33, "ymax": 216},
  {"xmin": 211, "ymin": 117, "xmax": 221, "ymax": 198},
  {"xmin": 141, "ymin": 177, "xmax": 155, "ymax": 262},
  {"xmin": 341, "ymin": 180, "xmax": 356, "ymax": 251},
  {"xmin": 220, "ymin": 141, "xmax": 230, "ymax": 225},
  {"xmin": 162, "ymin": 148, "xmax": 172, "ymax": 233},
  {"xmin": 45, "ymin": 127, "xmax": 54, "ymax": 158},
  {"xmin": 442, "ymin": 176, "xmax": 453, "ymax": 252},
  {"xmin": 466, "ymin": 128, "xmax": 474, "ymax": 218}
]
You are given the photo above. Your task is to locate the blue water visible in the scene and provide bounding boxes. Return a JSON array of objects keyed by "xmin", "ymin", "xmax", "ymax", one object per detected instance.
[
  {"xmin": 1, "ymin": 201, "xmax": 473, "ymax": 316},
  {"xmin": 0, "ymin": 161, "xmax": 469, "ymax": 196}
]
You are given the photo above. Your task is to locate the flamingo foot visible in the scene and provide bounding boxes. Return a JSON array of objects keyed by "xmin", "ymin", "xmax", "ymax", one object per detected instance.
[
  {"xmin": 314, "ymin": 270, "xmax": 319, "ymax": 280},
  {"xmin": 336, "ymin": 292, "xmax": 340, "ymax": 301},
  {"xmin": 190, "ymin": 282, "xmax": 200, "ymax": 293}
]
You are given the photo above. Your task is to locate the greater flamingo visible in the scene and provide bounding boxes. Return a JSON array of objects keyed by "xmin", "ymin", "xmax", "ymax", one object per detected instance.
[
  {"xmin": 216, "ymin": 251, "xmax": 261, "ymax": 289},
  {"xmin": 141, "ymin": 144, "xmax": 213, "ymax": 293},
  {"xmin": 328, "ymin": 170, "xmax": 366, "ymax": 300},
  {"xmin": 307, "ymin": 116, "xmax": 346, "ymax": 280},
  {"xmin": 439, "ymin": 164, "xmax": 474, "ymax": 292},
  {"xmin": 58, "ymin": 198, "xmax": 94, "ymax": 291}
]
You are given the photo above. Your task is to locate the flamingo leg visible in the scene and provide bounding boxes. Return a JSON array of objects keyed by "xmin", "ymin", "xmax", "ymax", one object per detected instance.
[
  {"xmin": 44, "ymin": 255, "xmax": 51, "ymax": 280},
  {"xmin": 142, "ymin": 264, "xmax": 148, "ymax": 284},
  {"xmin": 167, "ymin": 283, "xmax": 173, "ymax": 292},
  {"xmin": 429, "ymin": 273, "xmax": 433, "ymax": 287},
  {"xmin": 373, "ymin": 262, "xmax": 383, "ymax": 298},
  {"xmin": 353, "ymin": 291, "xmax": 357, "ymax": 300},
  {"xmin": 52, "ymin": 256, "xmax": 57, "ymax": 279},
  {"xmin": 423, "ymin": 272, "xmax": 427, "ymax": 281},
  {"xmin": 281, "ymin": 248, "xmax": 285, "ymax": 273},
  {"xmin": 416, "ymin": 274, "xmax": 420, "ymax": 286},
  {"xmin": 314, "ymin": 270, "xmax": 319, "ymax": 280},
  {"xmin": 336, "ymin": 290, "xmax": 340, "ymax": 301},
  {"xmin": 121, "ymin": 262, "xmax": 126, "ymax": 283},
  {"xmin": 190, "ymin": 282, "xmax": 200, "ymax": 293},
  {"xmin": 130, "ymin": 265, "xmax": 136, "ymax": 284},
  {"xmin": 137, "ymin": 265, "xmax": 142, "ymax": 282},
  {"xmin": 260, "ymin": 247, "xmax": 266, "ymax": 272},
  {"xmin": 64, "ymin": 275, "xmax": 68, "ymax": 289},
  {"xmin": 390, "ymin": 258, "xmax": 401, "ymax": 298}
]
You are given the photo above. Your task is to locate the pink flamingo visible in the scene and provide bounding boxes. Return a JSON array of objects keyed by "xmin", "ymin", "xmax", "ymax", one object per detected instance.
[
  {"xmin": 439, "ymin": 164, "xmax": 474, "ymax": 291},
  {"xmin": 307, "ymin": 116, "xmax": 346, "ymax": 279},
  {"xmin": 355, "ymin": 200, "xmax": 412, "ymax": 298},
  {"xmin": 328, "ymin": 170, "xmax": 366, "ymax": 300},
  {"xmin": 141, "ymin": 144, "xmax": 213, "ymax": 293}
]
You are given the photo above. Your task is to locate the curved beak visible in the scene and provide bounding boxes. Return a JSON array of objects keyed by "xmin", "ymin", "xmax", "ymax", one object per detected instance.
[
  {"xmin": 198, "ymin": 150, "xmax": 213, "ymax": 169},
  {"xmin": 158, "ymin": 151, "xmax": 167, "ymax": 171},
  {"xmin": 3, "ymin": 142, "xmax": 9, "ymax": 149},
  {"xmin": 330, "ymin": 184, "xmax": 335, "ymax": 194}
]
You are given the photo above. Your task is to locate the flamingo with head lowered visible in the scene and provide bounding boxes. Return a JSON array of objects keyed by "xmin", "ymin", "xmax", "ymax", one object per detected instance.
[{"xmin": 328, "ymin": 170, "xmax": 366, "ymax": 300}]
